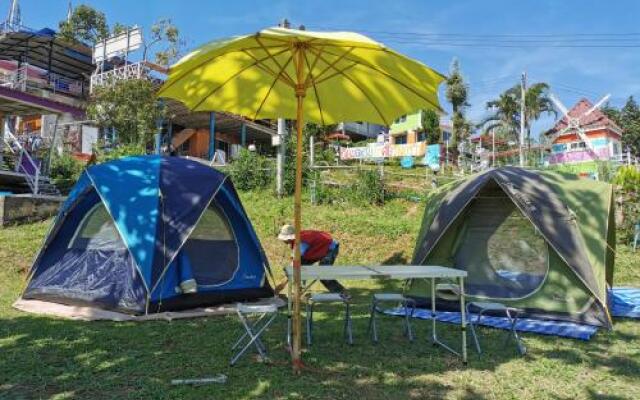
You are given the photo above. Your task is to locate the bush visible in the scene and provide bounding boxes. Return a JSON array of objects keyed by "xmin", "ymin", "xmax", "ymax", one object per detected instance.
[
  {"xmin": 613, "ymin": 166, "xmax": 640, "ymax": 243},
  {"xmin": 613, "ymin": 165, "xmax": 640, "ymax": 191},
  {"xmin": 229, "ymin": 149, "xmax": 272, "ymax": 191},
  {"xmin": 93, "ymin": 142, "xmax": 147, "ymax": 164},
  {"xmin": 50, "ymin": 153, "xmax": 84, "ymax": 193},
  {"xmin": 351, "ymin": 169, "xmax": 386, "ymax": 205}
]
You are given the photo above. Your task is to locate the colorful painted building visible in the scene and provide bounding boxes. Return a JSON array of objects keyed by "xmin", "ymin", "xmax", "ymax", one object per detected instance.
[
  {"xmin": 544, "ymin": 98, "xmax": 623, "ymax": 169},
  {"xmin": 389, "ymin": 110, "xmax": 452, "ymax": 146}
]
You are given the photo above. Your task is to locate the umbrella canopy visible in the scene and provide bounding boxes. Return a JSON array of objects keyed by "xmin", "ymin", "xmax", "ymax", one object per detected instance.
[
  {"xmin": 158, "ymin": 26, "xmax": 444, "ymax": 372},
  {"xmin": 158, "ymin": 27, "xmax": 444, "ymax": 125}
]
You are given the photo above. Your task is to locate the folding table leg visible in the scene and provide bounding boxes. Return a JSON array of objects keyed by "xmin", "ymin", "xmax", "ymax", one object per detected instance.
[
  {"xmin": 306, "ymin": 302, "xmax": 313, "ymax": 346},
  {"xmin": 286, "ymin": 279, "xmax": 293, "ymax": 348},
  {"xmin": 370, "ymin": 300, "xmax": 378, "ymax": 343},
  {"xmin": 345, "ymin": 302, "xmax": 353, "ymax": 345},
  {"xmin": 459, "ymin": 276, "xmax": 468, "ymax": 364},
  {"xmin": 431, "ymin": 278, "xmax": 437, "ymax": 345}
]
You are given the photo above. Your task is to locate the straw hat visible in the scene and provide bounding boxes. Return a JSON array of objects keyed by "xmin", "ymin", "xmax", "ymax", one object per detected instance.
[{"xmin": 278, "ymin": 224, "xmax": 295, "ymax": 241}]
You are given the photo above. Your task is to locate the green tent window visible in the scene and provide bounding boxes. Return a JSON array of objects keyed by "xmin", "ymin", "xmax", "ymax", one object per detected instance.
[{"xmin": 450, "ymin": 180, "xmax": 548, "ymax": 299}]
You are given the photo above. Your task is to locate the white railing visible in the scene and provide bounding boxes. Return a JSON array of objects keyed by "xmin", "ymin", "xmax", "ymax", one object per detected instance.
[
  {"xmin": 0, "ymin": 63, "xmax": 86, "ymax": 97},
  {"xmin": 90, "ymin": 62, "xmax": 147, "ymax": 93},
  {"xmin": 3, "ymin": 126, "xmax": 41, "ymax": 194},
  {"xmin": 611, "ymin": 151, "xmax": 640, "ymax": 167},
  {"xmin": 16, "ymin": 147, "xmax": 40, "ymax": 194}
]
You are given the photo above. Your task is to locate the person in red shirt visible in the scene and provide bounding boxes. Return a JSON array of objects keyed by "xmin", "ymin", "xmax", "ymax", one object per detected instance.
[{"xmin": 275, "ymin": 224, "xmax": 345, "ymax": 293}]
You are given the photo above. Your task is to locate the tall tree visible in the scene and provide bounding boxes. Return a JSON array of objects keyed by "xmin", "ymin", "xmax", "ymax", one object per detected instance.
[
  {"xmin": 479, "ymin": 81, "xmax": 555, "ymax": 151},
  {"xmin": 87, "ymin": 79, "xmax": 165, "ymax": 147},
  {"xmin": 143, "ymin": 19, "xmax": 186, "ymax": 66},
  {"xmin": 420, "ymin": 108, "xmax": 441, "ymax": 144},
  {"xmin": 58, "ymin": 4, "xmax": 109, "ymax": 45},
  {"xmin": 522, "ymin": 82, "xmax": 556, "ymax": 151},
  {"xmin": 604, "ymin": 96, "xmax": 640, "ymax": 156},
  {"xmin": 479, "ymin": 88, "xmax": 520, "ymax": 142},
  {"xmin": 445, "ymin": 59, "xmax": 470, "ymax": 143}
]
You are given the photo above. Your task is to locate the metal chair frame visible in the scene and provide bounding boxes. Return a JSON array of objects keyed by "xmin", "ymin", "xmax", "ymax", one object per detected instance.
[
  {"xmin": 367, "ymin": 293, "xmax": 416, "ymax": 343},
  {"xmin": 466, "ymin": 302, "xmax": 527, "ymax": 356},
  {"xmin": 305, "ymin": 293, "xmax": 353, "ymax": 346},
  {"xmin": 230, "ymin": 304, "xmax": 279, "ymax": 366}
]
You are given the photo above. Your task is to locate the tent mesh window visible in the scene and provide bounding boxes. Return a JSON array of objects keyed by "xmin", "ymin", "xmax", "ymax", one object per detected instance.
[
  {"xmin": 69, "ymin": 204, "xmax": 126, "ymax": 251},
  {"xmin": 453, "ymin": 180, "xmax": 548, "ymax": 299},
  {"xmin": 183, "ymin": 203, "xmax": 239, "ymax": 286}
]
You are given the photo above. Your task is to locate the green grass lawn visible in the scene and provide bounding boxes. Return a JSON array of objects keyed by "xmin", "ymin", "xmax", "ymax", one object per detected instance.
[{"xmin": 1, "ymin": 191, "xmax": 639, "ymax": 399}]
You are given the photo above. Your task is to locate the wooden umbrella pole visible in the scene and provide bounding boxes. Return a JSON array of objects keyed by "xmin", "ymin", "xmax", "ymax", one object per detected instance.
[{"xmin": 292, "ymin": 45, "xmax": 306, "ymax": 373}]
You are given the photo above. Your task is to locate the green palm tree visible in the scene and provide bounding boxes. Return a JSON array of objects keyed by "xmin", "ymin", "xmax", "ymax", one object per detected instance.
[
  {"xmin": 522, "ymin": 82, "xmax": 557, "ymax": 151},
  {"xmin": 479, "ymin": 82, "xmax": 556, "ymax": 154},
  {"xmin": 445, "ymin": 59, "xmax": 470, "ymax": 143},
  {"xmin": 478, "ymin": 88, "xmax": 520, "ymax": 142}
]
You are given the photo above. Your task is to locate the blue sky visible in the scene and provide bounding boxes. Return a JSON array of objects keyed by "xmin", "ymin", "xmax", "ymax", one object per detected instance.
[{"xmin": 18, "ymin": 0, "xmax": 640, "ymax": 136}]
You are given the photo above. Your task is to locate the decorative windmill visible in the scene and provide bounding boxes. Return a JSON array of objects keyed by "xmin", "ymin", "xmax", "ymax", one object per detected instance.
[{"xmin": 548, "ymin": 93, "xmax": 610, "ymax": 160}]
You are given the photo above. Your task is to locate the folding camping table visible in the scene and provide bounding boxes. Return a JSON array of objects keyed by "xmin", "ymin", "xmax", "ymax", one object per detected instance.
[{"xmin": 284, "ymin": 265, "xmax": 469, "ymax": 363}]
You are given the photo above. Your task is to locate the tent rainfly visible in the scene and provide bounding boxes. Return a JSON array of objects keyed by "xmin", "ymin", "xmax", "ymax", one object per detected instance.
[
  {"xmin": 21, "ymin": 156, "xmax": 273, "ymax": 314},
  {"xmin": 408, "ymin": 167, "xmax": 615, "ymax": 328}
]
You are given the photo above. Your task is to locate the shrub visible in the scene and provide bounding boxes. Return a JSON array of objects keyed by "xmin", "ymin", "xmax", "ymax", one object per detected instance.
[
  {"xmin": 93, "ymin": 142, "xmax": 147, "ymax": 164},
  {"xmin": 613, "ymin": 166, "xmax": 640, "ymax": 243},
  {"xmin": 50, "ymin": 153, "xmax": 84, "ymax": 193},
  {"xmin": 229, "ymin": 149, "xmax": 272, "ymax": 191},
  {"xmin": 613, "ymin": 165, "xmax": 640, "ymax": 191},
  {"xmin": 351, "ymin": 169, "xmax": 386, "ymax": 205}
]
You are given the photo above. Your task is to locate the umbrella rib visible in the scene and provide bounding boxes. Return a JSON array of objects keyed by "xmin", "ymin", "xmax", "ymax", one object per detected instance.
[
  {"xmin": 159, "ymin": 45, "xmax": 288, "ymax": 95},
  {"xmin": 302, "ymin": 50, "xmax": 325, "ymax": 126},
  {"xmin": 319, "ymin": 47, "xmax": 443, "ymax": 112},
  {"xmin": 301, "ymin": 44, "xmax": 326, "ymax": 88},
  {"xmin": 309, "ymin": 46, "xmax": 355, "ymax": 85},
  {"xmin": 256, "ymin": 36, "xmax": 296, "ymax": 87},
  {"xmin": 309, "ymin": 48, "xmax": 389, "ymax": 125},
  {"xmin": 189, "ymin": 47, "xmax": 292, "ymax": 111},
  {"xmin": 241, "ymin": 49, "xmax": 295, "ymax": 88},
  {"xmin": 253, "ymin": 53, "xmax": 295, "ymax": 120},
  {"xmin": 314, "ymin": 61, "xmax": 359, "ymax": 85}
]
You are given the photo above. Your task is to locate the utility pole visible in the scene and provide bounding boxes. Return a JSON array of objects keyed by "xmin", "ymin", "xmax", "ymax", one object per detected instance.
[
  {"xmin": 519, "ymin": 71, "xmax": 526, "ymax": 167},
  {"xmin": 276, "ymin": 118, "xmax": 286, "ymax": 197}
]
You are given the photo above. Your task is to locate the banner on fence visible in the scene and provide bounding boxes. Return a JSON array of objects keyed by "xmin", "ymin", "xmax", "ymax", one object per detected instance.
[
  {"xmin": 425, "ymin": 144, "xmax": 441, "ymax": 168},
  {"xmin": 339, "ymin": 142, "xmax": 426, "ymax": 160}
]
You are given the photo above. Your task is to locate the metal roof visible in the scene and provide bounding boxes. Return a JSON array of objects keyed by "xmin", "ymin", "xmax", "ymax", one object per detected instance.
[
  {"xmin": 0, "ymin": 28, "xmax": 93, "ymax": 80},
  {"xmin": 166, "ymin": 99, "xmax": 277, "ymax": 143}
]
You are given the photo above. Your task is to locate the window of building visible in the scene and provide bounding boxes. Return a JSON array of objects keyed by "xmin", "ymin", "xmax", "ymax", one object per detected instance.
[
  {"xmin": 417, "ymin": 131, "xmax": 427, "ymax": 142},
  {"xmin": 569, "ymin": 141, "xmax": 586, "ymax": 150},
  {"xmin": 395, "ymin": 134, "xmax": 408, "ymax": 145},
  {"xmin": 394, "ymin": 115, "xmax": 407, "ymax": 124}
]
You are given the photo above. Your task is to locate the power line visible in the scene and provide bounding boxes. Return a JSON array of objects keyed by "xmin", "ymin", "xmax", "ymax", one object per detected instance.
[{"xmin": 316, "ymin": 27, "xmax": 640, "ymax": 48}]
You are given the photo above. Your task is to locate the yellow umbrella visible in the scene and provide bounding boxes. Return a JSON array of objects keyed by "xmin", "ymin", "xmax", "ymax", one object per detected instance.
[{"xmin": 158, "ymin": 26, "xmax": 444, "ymax": 371}]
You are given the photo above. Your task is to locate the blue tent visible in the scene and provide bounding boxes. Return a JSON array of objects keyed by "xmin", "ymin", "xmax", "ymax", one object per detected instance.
[{"xmin": 22, "ymin": 156, "xmax": 273, "ymax": 314}]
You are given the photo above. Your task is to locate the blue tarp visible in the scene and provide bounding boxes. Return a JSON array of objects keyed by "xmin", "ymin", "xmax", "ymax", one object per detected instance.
[
  {"xmin": 384, "ymin": 307, "xmax": 599, "ymax": 340},
  {"xmin": 384, "ymin": 287, "xmax": 640, "ymax": 341},
  {"xmin": 609, "ymin": 287, "xmax": 640, "ymax": 318}
]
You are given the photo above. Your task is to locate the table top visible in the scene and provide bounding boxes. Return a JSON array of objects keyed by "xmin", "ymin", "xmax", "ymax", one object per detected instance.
[{"xmin": 284, "ymin": 265, "xmax": 467, "ymax": 280}]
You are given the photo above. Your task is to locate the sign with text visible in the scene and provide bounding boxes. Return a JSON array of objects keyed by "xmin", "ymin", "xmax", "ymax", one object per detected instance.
[{"xmin": 339, "ymin": 142, "xmax": 426, "ymax": 160}]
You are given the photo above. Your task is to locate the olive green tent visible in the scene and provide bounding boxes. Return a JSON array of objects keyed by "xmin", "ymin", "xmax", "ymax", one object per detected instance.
[{"xmin": 408, "ymin": 167, "xmax": 614, "ymax": 327}]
